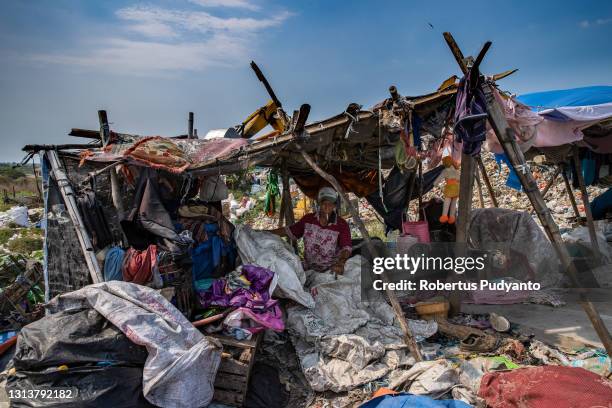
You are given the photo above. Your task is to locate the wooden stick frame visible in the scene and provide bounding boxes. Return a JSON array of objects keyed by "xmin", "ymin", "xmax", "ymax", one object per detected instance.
[{"xmin": 442, "ymin": 32, "xmax": 612, "ymax": 355}]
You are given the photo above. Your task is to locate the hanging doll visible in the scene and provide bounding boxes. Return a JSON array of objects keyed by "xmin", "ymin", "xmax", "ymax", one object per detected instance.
[{"xmin": 434, "ymin": 156, "xmax": 460, "ymax": 224}]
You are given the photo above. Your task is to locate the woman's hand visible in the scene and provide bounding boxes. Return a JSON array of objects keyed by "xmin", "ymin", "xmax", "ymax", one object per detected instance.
[{"xmin": 331, "ymin": 261, "xmax": 345, "ymax": 275}]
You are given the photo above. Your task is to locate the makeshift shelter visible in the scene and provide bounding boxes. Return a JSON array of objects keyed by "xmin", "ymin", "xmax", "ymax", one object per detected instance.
[{"xmin": 16, "ymin": 33, "xmax": 612, "ymax": 406}]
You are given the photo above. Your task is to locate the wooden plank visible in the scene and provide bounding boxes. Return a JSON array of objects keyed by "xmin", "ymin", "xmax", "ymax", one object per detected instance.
[
  {"xmin": 69, "ymin": 128, "xmax": 102, "ymax": 140},
  {"xmin": 213, "ymin": 389, "xmax": 243, "ymax": 406},
  {"xmin": 209, "ymin": 333, "xmax": 258, "ymax": 349},
  {"xmin": 217, "ymin": 357, "xmax": 249, "ymax": 376},
  {"xmin": 215, "ymin": 372, "xmax": 248, "ymax": 392}
]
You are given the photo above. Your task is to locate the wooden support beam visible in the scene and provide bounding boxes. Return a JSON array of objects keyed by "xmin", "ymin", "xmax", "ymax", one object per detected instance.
[
  {"xmin": 443, "ymin": 32, "xmax": 481, "ymax": 317},
  {"xmin": 46, "ymin": 150, "xmax": 103, "ymax": 284},
  {"xmin": 572, "ymin": 146, "xmax": 601, "ymax": 257},
  {"xmin": 98, "ymin": 110, "xmax": 125, "ymax": 221},
  {"xmin": 530, "ymin": 165, "xmax": 561, "ymax": 216},
  {"xmin": 542, "ymin": 166, "xmax": 562, "ymax": 199},
  {"xmin": 476, "ymin": 156, "xmax": 498, "ymax": 207},
  {"xmin": 561, "ymin": 166, "xmax": 581, "ymax": 220},
  {"xmin": 295, "ymin": 143, "xmax": 422, "ymax": 362},
  {"xmin": 23, "ymin": 143, "xmax": 102, "ymax": 152},
  {"xmin": 69, "ymin": 128, "xmax": 102, "ymax": 140},
  {"xmin": 188, "ymin": 112, "xmax": 194, "ymax": 139},
  {"xmin": 475, "ymin": 170, "xmax": 485, "ymax": 208},
  {"xmin": 281, "ymin": 159, "xmax": 295, "ymax": 227}
]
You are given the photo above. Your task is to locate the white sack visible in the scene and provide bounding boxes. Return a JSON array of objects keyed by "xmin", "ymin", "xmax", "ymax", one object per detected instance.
[
  {"xmin": 234, "ymin": 225, "xmax": 315, "ymax": 308},
  {"xmin": 46, "ymin": 281, "xmax": 221, "ymax": 408}
]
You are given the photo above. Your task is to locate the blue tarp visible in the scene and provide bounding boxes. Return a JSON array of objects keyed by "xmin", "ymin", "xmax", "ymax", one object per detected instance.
[
  {"xmin": 517, "ymin": 86, "xmax": 612, "ymax": 110},
  {"xmin": 359, "ymin": 393, "xmax": 471, "ymax": 408}
]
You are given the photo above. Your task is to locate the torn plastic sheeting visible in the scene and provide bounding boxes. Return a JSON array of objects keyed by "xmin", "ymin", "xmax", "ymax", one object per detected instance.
[
  {"xmin": 287, "ymin": 256, "xmax": 417, "ymax": 392},
  {"xmin": 234, "ymin": 225, "xmax": 315, "ymax": 308},
  {"xmin": 45, "ymin": 281, "xmax": 222, "ymax": 408},
  {"xmin": 387, "ymin": 360, "xmax": 459, "ymax": 395}
]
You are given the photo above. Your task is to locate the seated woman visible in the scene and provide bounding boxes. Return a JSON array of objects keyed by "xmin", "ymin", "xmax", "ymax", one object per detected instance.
[{"xmin": 268, "ymin": 187, "xmax": 352, "ymax": 274}]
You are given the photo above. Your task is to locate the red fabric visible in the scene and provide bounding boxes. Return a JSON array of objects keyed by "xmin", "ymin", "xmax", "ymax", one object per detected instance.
[
  {"xmin": 289, "ymin": 213, "xmax": 351, "ymax": 250},
  {"xmin": 122, "ymin": 245, "xmax": 157, "ymax": 284},
  {"xmin": 478, "ymin": 366, "xmax": 612, "ymax": 408}
]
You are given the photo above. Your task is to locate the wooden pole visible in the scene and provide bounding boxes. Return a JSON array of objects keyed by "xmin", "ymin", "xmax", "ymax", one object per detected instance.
[
  {"xmin": 98, "ymin": 111, "xmax": 125, "ymax": 220},
  {"xmin": 529, "ymin": 165, "xmax": 561, "ymax": 216},
  {"xmin": 443, "ymin": 31, "xmax": 612, "ymax": 356},
  {"xmin": 475, "ymin": 169, "xmax": 485, "ymax": 208},
  {"xmin": 476, "ymin": 156, "xmax": 498, "ymax": 207},
  {"xmin": 46, "ymin": 150, "xmax": 103, "ymax": 284},
  {"xmin": 443, "ymin": 32, "xmax": 479, "ymax": 317},
  {"xmin": 296, "ymin": 143, "xmax": 422, "ymax": 361},
  {"xmin": 188, "ymin": 112, "xmax": 194, "ymax": 139},
  {"xmin": 572, "ymin": 146, "xmax": 601, "ymax": 257},
  {"xmin": 281, "ymin": 159, "xmax": 295, "ymax": 226},
  {"xmin": 32, "ymin": 158, "xmax": 43, "ymax": 202},
  {"xmin": 561, "ymin": 167, "xmax": 581, "ymax": 220}
]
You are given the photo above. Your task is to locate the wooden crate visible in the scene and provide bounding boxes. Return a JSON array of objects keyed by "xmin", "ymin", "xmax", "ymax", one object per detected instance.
[{"xmin": 212, "ymin": 332, "xmax": 261, "ymax": 407}]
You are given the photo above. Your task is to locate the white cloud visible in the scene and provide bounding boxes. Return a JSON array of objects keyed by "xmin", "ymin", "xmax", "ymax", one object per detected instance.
[
  {"xmin": 116, "ymin": 5, "xmax": 291, "ymax": 37},
  {"xmin": 579, "ymin": 17, "xmax": 612, "ymax": 28},
  {"xmin": 28, "ymin": 3, "xmax": 292, "ymax": 76},
  {"xmin": 189, "ymin": 0, "xmax": 260, "ymax": 11}
]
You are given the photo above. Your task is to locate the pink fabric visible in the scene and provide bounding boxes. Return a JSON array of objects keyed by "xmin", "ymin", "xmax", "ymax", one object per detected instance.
[
  {"xmin": 224, "ymin": 305, "xmax": 285, "ymax": 332},
  {"xmin": 483, "ymin": 88, "xmax": 606, "ymax": 153},
  {"xmin": 287, "ymin": 213, "xmax": 352, "ymax": 272},
  {"xmin": 178, "ymin": 138, "xmax": 248, "ymax": 168}
]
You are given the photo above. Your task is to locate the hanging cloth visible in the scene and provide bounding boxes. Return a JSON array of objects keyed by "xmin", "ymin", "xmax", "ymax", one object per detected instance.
[
  {"xmin": 264, "ymin": 169, "xmax": 280, "ymax": 216},
  {"xmin": 454, "ymin": 73, "xmax": 488, "ymax": 156}
]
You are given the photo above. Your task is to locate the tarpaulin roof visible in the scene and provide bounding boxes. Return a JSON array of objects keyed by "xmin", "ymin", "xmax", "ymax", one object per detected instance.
[{"xmin": 517, "ymin": 86, "xmax": 612, "ymax": 109}]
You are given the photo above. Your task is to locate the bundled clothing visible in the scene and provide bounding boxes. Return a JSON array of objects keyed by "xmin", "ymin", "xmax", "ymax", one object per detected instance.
[
  {"xmin": 122, "ymin": 245, "xmax": 157, "ymax": 285},
  {"xmin": 103, "ymin": 246, "xmax": 125, "ymax": 281},
  {"xmin": 198, "ymin": 265, "xmax": 284, "ymax": 336}
]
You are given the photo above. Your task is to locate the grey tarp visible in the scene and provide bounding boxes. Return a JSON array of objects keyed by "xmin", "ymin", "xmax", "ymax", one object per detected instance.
[
  {"xmin": 46, "ymin": 281, "xmax": 222, "ymax": 408},
  {"xmin": 468, "ymin": 208, "xmax": 562, "ymax": 288}
]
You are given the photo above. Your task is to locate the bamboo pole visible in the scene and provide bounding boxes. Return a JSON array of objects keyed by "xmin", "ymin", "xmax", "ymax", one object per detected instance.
[
  {"xmin": 188, "ymin": 112, "xmax": 194, "ymax": 139},
  {"xmin": 46, "ymin": 150, "xmax": 103, "ymax": 284},
  {"xmin": 295, "ymin": 143, "xmax": 422, "ymax": 361},
  {"xmin": 529, "ymin": 165, "xmax": 561, "ymax": 216},
  {"xmin": 476, "ymin": 156, "xmax": 498, "ymax": 207},
  {"xmin": 98, "ymin": 111, "xmax": 125, "ymax": 220},
  {"xmin": 475, "ymin": 169, "xmax": 485, "ymax": 208},
  {"xmin": 572, "ymin": 146, "xmax": 601, "ymax": 257},
  {"xmin": 281, "ymin": 159, "xmax": 295, "ymax": 226},
  {"xmin": 561, "ymin": 167, "xmax": 581, "ymax": 220}
]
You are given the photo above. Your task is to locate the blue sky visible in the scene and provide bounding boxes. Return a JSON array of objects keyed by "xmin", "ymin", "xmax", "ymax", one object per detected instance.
[{"xmin": 1, "ymin": 0, "xmax": 611, "ymax": 162}]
